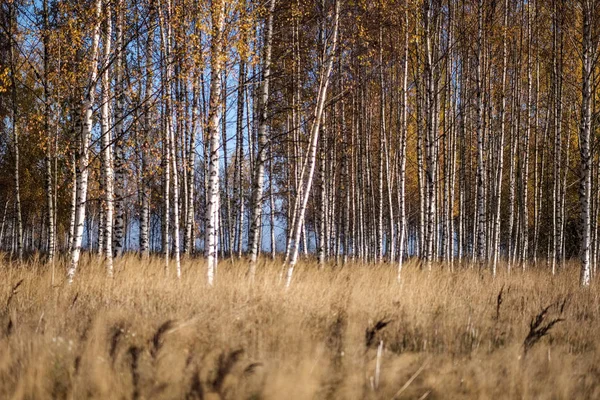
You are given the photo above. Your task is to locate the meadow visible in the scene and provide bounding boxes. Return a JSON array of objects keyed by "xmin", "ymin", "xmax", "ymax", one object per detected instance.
[{"xmin": 0, "ymin": 254, "xmax": 599, "ymax": 399}]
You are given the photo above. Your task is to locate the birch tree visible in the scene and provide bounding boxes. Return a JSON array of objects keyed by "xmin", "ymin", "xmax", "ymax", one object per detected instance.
[
  {"xmin": 397, "ymin": 1, "xmax": 409, "ymax": 282},
  {"xmin": 7, "ymin": 1, "xmax": 22, "ymax": 261},
  {"xmin": 579, "ymin": 0, "xmax": 595, "ymax": 287},
  {"xmin": 158, "ymin": 0, "xmax": 181, "ymax": 278},
  {"xmin": 113, "ymin": 0, "xmax": 125, "ymax": 258},
  {"xmin": 67, "ymin": 0, "xmax": 102, "ymax": 282},
  {"xmin": 42, "ymin": 0, "xmax": 56, "ymax": 263},
  {"xmin": 475, "ymin": 0, "xmax": 486, "ymax": 267},
  {"xmin": 248, "ymin": 0, "xmax": 276, "ymax": 278},
  {"xmin": 100, "ymin": 0, "xmax": 114, "ymax": 276},
  {"xmin": 205, "ymin": 0, "xmax": 225, "ymax": 285},
  {"xmin": 139, "ymin": 4, "xmax": 154, "ymax": 258},
  {"xmin": 491, "ymin": 0, "xmax": 509, "ymax": 277},
  {"xmin": 285, "ymin": 0, "xmax": 340, "ymax": 288}
]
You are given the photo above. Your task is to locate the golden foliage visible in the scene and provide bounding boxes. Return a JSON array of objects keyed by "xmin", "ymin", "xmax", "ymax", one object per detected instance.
[{"xmin": 0, "ymin": 67, "xmax": 9, "ymax": 94}]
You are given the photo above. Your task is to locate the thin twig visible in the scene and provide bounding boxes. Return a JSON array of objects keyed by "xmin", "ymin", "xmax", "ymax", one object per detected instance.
[{"xmin": 391, "ymin": 361, "xmax": 428, "ymax": 400}]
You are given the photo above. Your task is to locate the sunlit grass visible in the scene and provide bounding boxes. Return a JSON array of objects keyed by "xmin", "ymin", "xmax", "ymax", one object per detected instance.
[{"xmin": 0, "ymin": 253, "xmax": 598, "ymax": 399}]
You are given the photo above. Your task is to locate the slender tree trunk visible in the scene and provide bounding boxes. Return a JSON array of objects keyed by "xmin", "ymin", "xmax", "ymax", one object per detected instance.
[
  {"xmin": 169, "ymin": 106, "xmax": 182, "ymax": 278},
  {"xmin": 475, "ymin": 0, "xmax": 486, "ymax": 268},
  {"xmin": 68, "ymin": 151, "xmax": 77, "ymax": 252},
  {"xmin": 8, "ymin": 3, "xmax": 23, "ymax": 262},
  {"xmin": 140, "ymin": 11, "xmax": 154, "ymax": 258},
  {"xmin": 579, "ymin": 0, "xmax": 594, "ymax": 286},
  {"xmin": 235, "ymin": 61, "xmax": 246, "ymax": 258},
  {"xmin": 552, "ymin": 0, "xmax": 563, "ymax": 274},
  {"xmin": 380, "ymin": 27, "xmax": 395, "ymax": 263},
  {"xmin": 416, "ymin": 65, "xmax": 425, "ymax": 260},
  {"xmin": 113, "ymin": 0, "xmax": 125, "ymax": 257},
  {"xmin": 269, "ymin": 146, "xmax": 276, "ymax": 260},
  {"xmin": 0, "ymin": 199, "xmax": 8, "ymax": 248},
  {"xmin": 185, "ymin": 72, "xmax": 199, "ymax": 256},
  {"xmin": 67, "ymin": 0, "xmax": 102, "ymax": 282},
  {"xmin": 397, "ymin": 5, "xmax": 409, "ymax": 281},
  {"xmin": 221, "ymin": 73, "xmax": 233, "ymax": 257},
  {"xmin": 101, "ymin": 3, "xmax": 114, "ymax": 276},
  {"xmin": 205, "ymin": 0, "xmax": 225, "ymax": 285},
  {"xmin": 248, "ymin": 0, "xmax": 276, "ymax": 277},
  {"xmin": 521, "ymin": 1, "xmax": 533, "ymax": 269},
  {"xmin": 318, "ymin": 137, "xmax": 327, "ymax": 265},
  {"xmin": 41, "ymin": 0, "xmax": 56, "ymax": 263},
  {"xmin": 159, "ymin": 0, "xmax": 181, "ymax": 277},
  {"xmin": 492, "ymin": 0, "xmax": 509, "ymax": 276},
  {"xmin": 447, "ymin": 0, "xmax": 457, "ymax": 268},
  {"xmin": 423, "ymin": 0, "xmax": 437, "ymax": 270},
  {"xmin": 285, "ymin": 0, "xmax": 340, "ymax": 287},
  {"xmin": 158, "ymin": 1, "xmax": 171, "ymax": 274},
  {"xmin": 507, "ymin": 41, "xmax": 520, "ymax": 272},
  {"xmin": 377, "ymin": 29, "xmax": 384, "ymax": 263}
]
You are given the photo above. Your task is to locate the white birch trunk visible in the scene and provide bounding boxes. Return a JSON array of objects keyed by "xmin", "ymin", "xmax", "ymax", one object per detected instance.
[
  {"xmin": 235, "ymin": 61, "xmax": 246, "ymax": 258},
  {"xmin": 158, "ymin": 1, "xmax": 170, "ymax": 273},
  {"xmin": 68, "ymin": 152, "xmax": 77, "ymax": 252},
  {"xmin": 8, "ymin": 4, "xmax": 23, "ymax": 261},
  {"xmin": 579, "ymin": 0, "xmax": 594, "ymax": 286},
  {"xmin": 43, "ymin": 0, "xmax": 55, "ymax": 263},
  {"xmin": 67, "ymin": 0, "xmax": 102, "ymax": 282},
  {"xmin": 158, "ymin": 0, "xmax": 180, "ymax": 277},
  {"xmin": 205, "ymin": 0, "xmax": 225, "ymax": 285},
  {"xmin": 521, "ymin": 2, "xmax": 533, "ymax": 269},
  {"xmin": 101, "ymin": 4, "xmax": 114, "ymax": 276},
  {"xmin": 285, "ymin": 0, "xmax": 340, "ymax": 288},
  {"xmin": 248, "ymin": 0, "xmax": 276, "ymax": 277},
  {"xmin": 491, "ymin": 0, "xmax": 508, "ymax": 277},
  {"xmin": 423, "ymin": 0, "xmax": 437, "ymax": 270},
  {"xmin": 185, "ymin": 70, "xmax": 199, "ymax": 255},
  {"xmin": 113, "ymin": 0, "xmax": 125, "ymax": 257},
  {"xmin": 475, "ymin": 0, "xmax": 486, "ymax": 267},
  {"xmin": 397, "ymin": 6, "xmax": 409, "ymax": 282},
  {"xmin": 269, "ymin": 147, "xmax": 276, "ymax": 260},
  {"xmin": 169, "ymin": 116, "xmax": 182, "ymax": 278},
  {"xmin": 140, "ymin": 14, "xmax": 154, "ymax": 258}
]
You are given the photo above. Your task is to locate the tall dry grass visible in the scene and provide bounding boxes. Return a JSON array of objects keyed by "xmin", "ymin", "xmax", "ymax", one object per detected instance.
[{"xmin": 0, "ymin": 253, "xmax": 599, "ymax": 399}]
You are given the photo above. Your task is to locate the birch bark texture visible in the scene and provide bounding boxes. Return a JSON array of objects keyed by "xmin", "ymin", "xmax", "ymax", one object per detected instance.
[
  {"xmin": 100, "ymin": 2, "xmax": 114, "ymax": 276},
  {"xmin": 205, "ymin": 0, "xmax": 226, "ymax": 286},
  {"xmin": 248, "ymin": 0, "xmax": 276, "ymax": 278},
  {"xmin": 579, "ymin": 0, "xmax": 595, "ymax": 287},
  {"xmin": 67, "ymin": 0, "xmax": 103, "ymax": 283}
]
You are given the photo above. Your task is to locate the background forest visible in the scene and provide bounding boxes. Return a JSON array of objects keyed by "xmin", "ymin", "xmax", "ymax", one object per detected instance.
[{"xmin": 1, "ymin": 0, "xmax": 600, "ymax": 285}]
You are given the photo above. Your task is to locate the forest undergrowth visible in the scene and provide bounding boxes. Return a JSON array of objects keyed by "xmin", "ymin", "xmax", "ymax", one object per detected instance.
[{"xmin": 0, "ymin": 253, "xmax": 599, "ymax": 399}]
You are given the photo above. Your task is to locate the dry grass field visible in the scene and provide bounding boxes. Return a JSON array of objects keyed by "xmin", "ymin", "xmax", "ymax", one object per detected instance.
[{"xmin": 0, "ymin": 254, "xmax": 599, "ymax": 399}]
